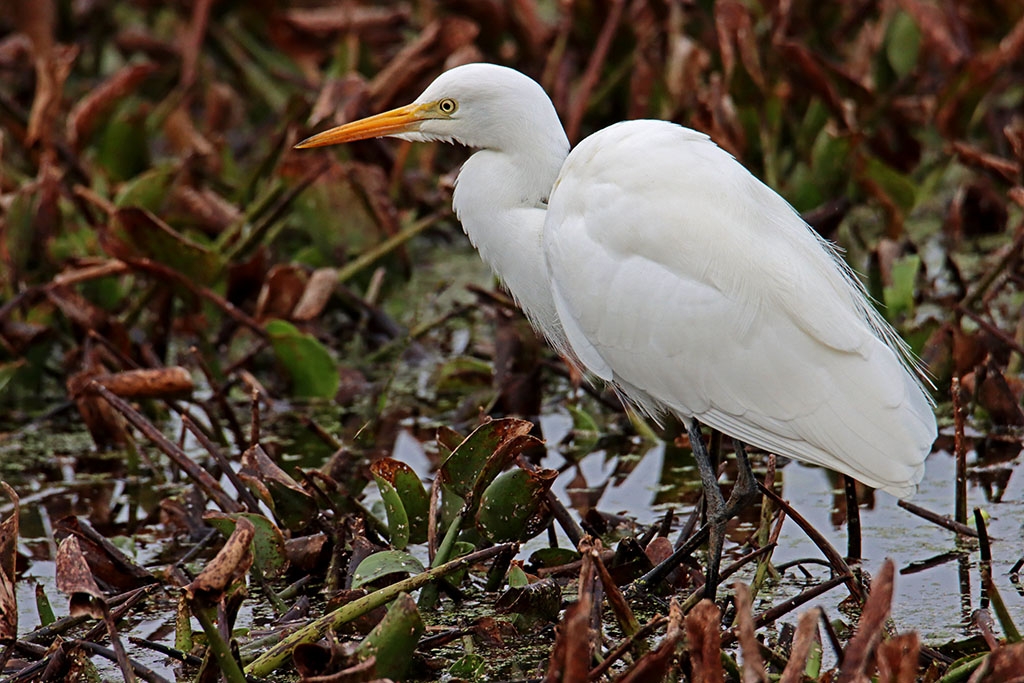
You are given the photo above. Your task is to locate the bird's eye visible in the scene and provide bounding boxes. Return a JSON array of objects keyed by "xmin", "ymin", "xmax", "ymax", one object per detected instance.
[{"xmin": 438, "ymin": 98, "xmax": 458, "ymax": 115}]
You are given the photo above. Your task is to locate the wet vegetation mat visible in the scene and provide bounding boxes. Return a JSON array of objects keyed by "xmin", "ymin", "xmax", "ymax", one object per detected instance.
[{"xmin": 2, "ymin": 0, "xmax": 1024, "ymax": 681}]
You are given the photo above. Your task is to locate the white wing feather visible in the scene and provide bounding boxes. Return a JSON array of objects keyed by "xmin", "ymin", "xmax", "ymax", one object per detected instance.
[{"xmin": 544, "ymin": 121, "xmax": 935, "ymax": 497}]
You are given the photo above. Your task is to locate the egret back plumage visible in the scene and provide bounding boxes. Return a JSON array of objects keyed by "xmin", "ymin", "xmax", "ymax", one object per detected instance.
[{"xmin": 296, "ymin": 63, "xmax": 937, "ymax": 596}]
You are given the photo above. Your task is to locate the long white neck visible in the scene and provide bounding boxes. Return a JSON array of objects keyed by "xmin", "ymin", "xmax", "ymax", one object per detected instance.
[{"xmin": 452, "ymin": 140, "xmax": 569, "ymax": 348}]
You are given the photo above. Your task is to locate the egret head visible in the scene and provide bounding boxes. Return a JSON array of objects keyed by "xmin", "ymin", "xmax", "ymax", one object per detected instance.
[{"xmin": 295, "ymin": 63, "xmax": 567, "ymax": 155}]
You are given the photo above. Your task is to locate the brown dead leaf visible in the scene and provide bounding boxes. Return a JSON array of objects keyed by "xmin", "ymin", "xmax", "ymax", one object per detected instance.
[
  {"xmin": 967, "ymin": 642, "xmax": 1024, "ymax": 683},
  {"xmin": 53, "ymin": 516, "xmax": 156, "ymax": 592},
  {"xmin": 733, "ymin": 583, "xmax": 767, "ymax": 682},
  {"xmin": 255, "ymin": 264, "xmax": 308, "ymax": 322},
  {"xmin": 963, "ymin": 364, "xmax": 1024, "ymax": 426},
  {"xmin": 308, "ymin": 74, "xmax": 370, "ymax": 129},
  {"xmin": 779, "ymin": 609, "xmax": 820, "ymax": 683},
  {"xmin": 1005, "ymin": 121, "xmax": 1024, "ymax": 164},
  {"xmin": 203, "ymin": 81, "xmax": 239, "ymax": 134},
  {"xmin": 180, "ymin": 0, "xmax": 214, "ymax": 88},
  {"xmin": 32, "ymin": 138, "xmax": 64, "ymax": 255},
  {"xmin": 163, "ymin": 104, "xmax": 217, "ymax": 161},
  {"xmin": 285, "ymin": 533, "xmax": 329, "ymax": 574},
  {"xmin": 694, "ymin": 75, "xmax": 746, "ymax": 160},
  {"xmin": 115, "ymin": 26, "xmax": 179, "ymax": 62},
  {"xmin": 715, "ymin": 0, "xmax": 765, "ymax": 90},
  {"xmin": 293, "ymin": 637, "xmax": 353, "ymax": 679},
  {"xmin": 173, "ymin": 186, "xmax": 243, "ymax": 235},
  {"xmin": 187, "ymin": 515, "xmax": 254, "ymax": 603},
  {"xmin": 292, "ymin": 267, "xmax": 338, "ymax": 321},
  {"xmin": 0, "ymin": 32, "xmax": 32, "ymax": 70},
  {"xmin": 11, "ymin": 0, "xmax": 70, "ymax": 147},
  {"xmin": 951, "ymin": 325, "xmax": 986, "ymax": 377},
  {"xmin": 627, "ymin": 1, "xmax": 660, "ymax": 121},
  {"xmin": 938, "ymin": 13, "xmax": 1024, "ymax": 136},
  {"xmin": 27, "ymin": 44, "xmax": 78, "ymax": 148},
  {"xmin": 367, "ymin": 17, "xmax": 480, "ymax": 108},
  {"xmin": 329, "ymin": 588, "xmax": 388, "ymax": 636},
  {"xmin": 779, "ymin": 40, "xmax": 850, "ymax": 130},
  {"xmin": 54, "ymin": 535, "xmax": 137, "ymax": 682},
  {"xmin": 473, "ymin": 615, "xmax": 517, "ymax": 648},
  {"xmin": 686, "ymin": 599, "xmax": 724, "ymax": 683},
  {"xmin": 0, "ymin": 317, "xmax": 50, "ymax": 354},
  {"xmin": 0, "ymin": 483, "xmax": 19, "ymax": 642},
  {"xmin": 240, "ymin": 444, "xmax": 308, "ymax": 498},
  {"xmin": 542, "ymin": 593, "xmax": 592, "ymax": 683},
  {"xmin": 281, "ymin": 4, "xmax": 410, "ymax": 34},
  {"xmin": 946, "ymin": 182, "xmax": 1009, "ymax": 241},
  {"xmin": 348, "ymin": 161, "xmax": 402, "ymax": 240},
  {"xmin": 90, "ymin": 366, "xmax": 194, "ymax": 399},
  {"xmin": 67, "ymin": 62, "xmax": 157, "ymax": 150},
  {"xmin": 55, "ymin": 536, "xmax": 105, "ymax": 619},
  {"xmin": 952, "ymin": 142, "xmax": 1022, "ymax": 183},
  {"xmin": 508, "ymin": 0, "xmax": 551, "ymax": 62},
  {"xmin": 666, "ymin": 34, "xmax": 712, "ymax": 113},
  {"xmin": 964, "ymin": 10, "xmax": 1024, "ymax": 86},
  {"xmin": 66, "ymin": 350, "xmax": 131, "ymax": 449},
  {"xmin": 493, "ymin": 308, "xmax": 543, "ymax": 417},
  {"xmin": 618, "ymin": 597, "xmax": 685, "ymax": 683},
  {"xmin": 876, "ymin": 631, "xmax": 920, "ymax": 683},
  {"xmin": 836, "ymin": 558, "xmax": 895, "ymax": 683},
  {"xmin": 644, "ymin": 535, "xmax": 674, "ymax": 566}
]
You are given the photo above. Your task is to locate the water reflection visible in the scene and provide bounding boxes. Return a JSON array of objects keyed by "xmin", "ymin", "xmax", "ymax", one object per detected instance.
[
  {"xmin": 4, "ymin": 411, "xmax": 1022, "ymax": 647},
  {"xmin": 540, "ymin": 417, "xmax": 1022, "ymax": 642}
]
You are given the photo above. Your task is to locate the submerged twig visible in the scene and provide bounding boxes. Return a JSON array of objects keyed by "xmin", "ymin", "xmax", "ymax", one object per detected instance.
[{"xmin": 898, "ymin": 499, "xmax": 979, "ymax": 538}]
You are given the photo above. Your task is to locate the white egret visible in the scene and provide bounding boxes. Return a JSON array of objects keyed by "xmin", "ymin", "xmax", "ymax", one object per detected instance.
[{"xmin": 296, "ymin": 63, "xmax": 937, "ymax": 596}]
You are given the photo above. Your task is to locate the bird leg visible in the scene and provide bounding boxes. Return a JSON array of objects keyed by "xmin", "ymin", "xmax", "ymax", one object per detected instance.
[
  {"xmin": 684, "ymin": 420, "xmax": 759, "ymax": 599},
  {"xmin": 723, "ymin": 439, "xmax": 760, "ymax": 520}
]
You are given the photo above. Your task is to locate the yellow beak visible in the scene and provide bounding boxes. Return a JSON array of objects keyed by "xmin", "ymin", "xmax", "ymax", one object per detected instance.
[{"xmin": 294, "ymin": 103, "xmax": 430, "ymax": 148}]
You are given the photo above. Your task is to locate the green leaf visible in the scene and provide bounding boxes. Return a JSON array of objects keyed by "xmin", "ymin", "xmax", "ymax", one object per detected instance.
[
  {"xmin": 528, "ymin": 547, "xmax": 581, "ymax": 570},
  {"xmin": 882, "ymin": 254, "xmax": 921, "ymax": 319},
  {"xmin": 864, "ymin": 157, "xmax": 917, "ymax": 212},
  {"xmin": 476, "ymin": 467, "xmax": 557, "ymax": 543},
  {"xmin": 204, "ymin": 512, "xmax": 289, "ymax": 578},
  {"xmin": 355, "ymin": 592, "xmax": 424, "ymax": 681},
  {"xmin": 449, "ymin": 653, "xmax": 486, "ymax": 679},
  {"xmin": 374, "ymin": 477, "xmax": 410, "ymax": 549},
  {"xmin": 508, "ymin": 564, "xmax": 530, "ymax": 588},
  {"xmin": 95, "ymin": 102, "xmax": 150, "ymax": 182},
  {"xmin": 265, "ymin": 319, "xmax": 340, "ymax": 399},
  {"xmin": 438, "ymin": 418, "xmax": 535, "ymax": 499},
  {"xmin": 3, "ymin": 189, "xmax": 37, "ymax": 278},
  {"xmin": 371, "ymin": 459, "xmax": 430, "ymax": 549},
  {"xmin": 34, "ymin": 583, "xmax": 55, "ymax": 627},
  {"xmin": 566, "ymin": 403, "xmax": 600, "ymax": 459},
  {"xmin": 239, "ymin": 445, "xmax": 318, "ymax": 531},
  {"xmin": 445, "ymin": 541, "xmax": 477, "ymax": 587},
  {"xmin": 107, "ymin": 208, "xmax": 224, "ymax": 286},
  {"xmin": 436, "ymin": 426, "xmax": 465, "ymax": 459},
  {"xmin": 810, "ymin": 129, "xmax": 852, "ymax": 193},
  {"xmin": 351, "ymin": 551, "xmax": 426, "ymax": 590},
  {"xmin": 886, "ymin": 11, "xmax": 921, "ymax": 79},
  {"xmin": 434, "ymin": 355, "xmax": 493, "ymax": 396},
  {"xmin": 175, "ymin": 594, "xmax": 193, "ymax": 655},
  {"xmin": 114, "ymin": 166, "xmax": 176, "ymax": 212},
  {"xmin": 0, "ymin": 361, "xmax": 25, "ymax": 395}
]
